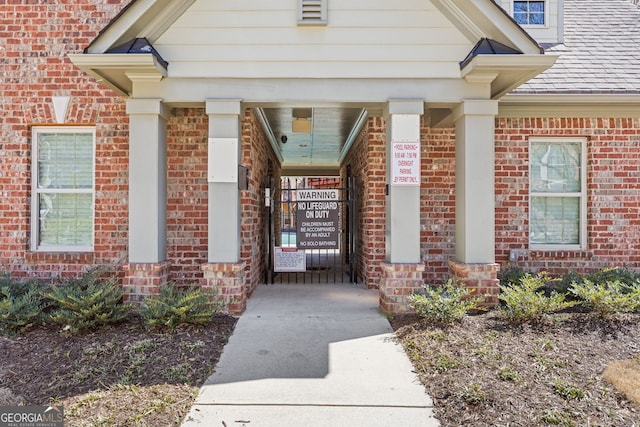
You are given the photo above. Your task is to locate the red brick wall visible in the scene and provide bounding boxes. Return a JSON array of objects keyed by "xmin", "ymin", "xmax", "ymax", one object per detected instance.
[
  {"xmin": 166, "ymin": 108, "xmax": 209, "ymax": 285},
  {"xmin": 495, "ymin": 117, "xmax": 640, "ymax": 275},
  {"xmin": 240, "ymin": 109, "xmax": 280, "ymax": 294},
  {"xmin": 421, "ymin": 123, "xmax": 456, "ymax": 284},
  {"xmin": 0, "ymin": 1, "xmax": 130, "ymax": 280},
  {"xmin": 342, "ymin": 118, "xmax": 458, "ymax": 288},
  {"xmin": 341, "ymin": 117, "xmax": 387, "ymax": 288}
]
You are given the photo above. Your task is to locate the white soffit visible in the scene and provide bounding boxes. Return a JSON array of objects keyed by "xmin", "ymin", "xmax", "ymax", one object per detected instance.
[
  {"xmin": 86, "ymin": 0, "xmax": 196, "ymax": 53},
  {"xmin": 430, "ymin": 0, "xmax": 543, "ymax": 54}
]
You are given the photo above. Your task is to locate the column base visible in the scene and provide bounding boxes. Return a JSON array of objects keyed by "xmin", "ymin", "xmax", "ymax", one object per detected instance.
[
  {"xmin": 448, "ymin": 260, "xmax": 500, "ymax": 307},
  {"xmin": 201, "ymin": 262, "xmax": 247, "ymax": 315},
  {"xmin": 379, "ymin": 262, "xmax": 425, "ymax": 315},
  {"xmin": 122, "ymin": 262, "xmax": 171, "ymax": 303}
]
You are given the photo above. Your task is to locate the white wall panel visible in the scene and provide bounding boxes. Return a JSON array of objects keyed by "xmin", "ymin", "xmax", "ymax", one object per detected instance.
[{"xmin": 154, "ymin": 0, "xmax": 472, "ymax": 79}]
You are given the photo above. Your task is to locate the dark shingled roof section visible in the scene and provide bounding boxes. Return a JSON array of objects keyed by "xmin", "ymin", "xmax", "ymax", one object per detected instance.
[
  {"xmin": 460, "ymin": 38, "xmax": 523, "ymax": 69},
  {"xmin": 106, "ymin": 37, "xmax": 169, "ymax": 69},
  {"xmin": 514, "ymin": 0, "xmax": 640, "ymax": 94}
]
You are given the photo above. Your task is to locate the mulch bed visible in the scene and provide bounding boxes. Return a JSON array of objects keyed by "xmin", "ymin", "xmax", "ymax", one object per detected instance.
[
  {"xmin": 392, "ymin": 311, "xmax": 640, "ymax": 427},
  {"xmin": 0, "ymin": 314, "xmax": 236, "ymax": 426}
]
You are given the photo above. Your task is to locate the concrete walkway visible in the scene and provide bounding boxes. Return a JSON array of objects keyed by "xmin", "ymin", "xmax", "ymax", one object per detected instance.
[{"xmin": 182, "ymin": 284, "xmax": 439, "ymax": 427}]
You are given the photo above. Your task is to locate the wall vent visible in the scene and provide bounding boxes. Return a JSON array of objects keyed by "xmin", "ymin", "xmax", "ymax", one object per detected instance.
[{"xmin": 298, "ymin": 0, "xmax": 327, "ymax": 25}]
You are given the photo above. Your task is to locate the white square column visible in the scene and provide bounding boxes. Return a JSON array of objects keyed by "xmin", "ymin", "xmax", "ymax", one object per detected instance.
[
  {"xmin": 206, "ymin": 99, "xmax": 242, "ymax": 263},
  {"xmin": 126, "ymin": 98, "xmax": 170, "ymax": 263},
  {"xmin": 384, "ymin": 100, "xmax": 424, "ymax": 263},
  {"xmin": 452, "ymin": 100, "xmax": 499, "ymax": 263}
]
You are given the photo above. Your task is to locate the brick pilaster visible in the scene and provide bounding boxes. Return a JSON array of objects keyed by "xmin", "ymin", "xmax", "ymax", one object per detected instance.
[
  {"xmin": 201, "ymin": 262, "xmax": 247, "ymax": 315},
  {"xmin": 122, "ymin": 262, "xmax": 171, "ymax": 302},
  {"xmin": 448, "ymin": 260, "xmax": 500, "ymax": 307},
  {"xmin": 379, "ymin": 262, "xmax": 425, "ymax": 315}
]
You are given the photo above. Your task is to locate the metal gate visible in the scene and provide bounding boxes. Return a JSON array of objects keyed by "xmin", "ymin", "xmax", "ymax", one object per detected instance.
[{"xmin": 265, "ymin": 177, "xmax": 358, "ymax": 284}]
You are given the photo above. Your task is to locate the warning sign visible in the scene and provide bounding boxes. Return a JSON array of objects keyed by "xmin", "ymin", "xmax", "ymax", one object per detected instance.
[
  {"xmin": 296, "ymin": 189, "xmax": 340, "ymax": 249},
  {"xmin": 274, "ymin": 247, "xmax": 306, "ymax": 272},
  {"xmin": 391, "ymin": 141, "xmax": 420, "ymax": 186}
]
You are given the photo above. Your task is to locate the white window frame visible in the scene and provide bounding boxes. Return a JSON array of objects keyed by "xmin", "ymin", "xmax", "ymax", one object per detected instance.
[
  {"xmin": 298, "ymin": 0, "xmax": 328, "ymax": 26},
  {"xmin": 528, "ymin": 136, "xmax": 587, "ymax": 251},
  {"xmin": 31, "ymin": 126, "xmax": 95, "ymax": 252},
  {"xmin": 511, "ymin": 0, "xmax": 548, "ymax": 28}
]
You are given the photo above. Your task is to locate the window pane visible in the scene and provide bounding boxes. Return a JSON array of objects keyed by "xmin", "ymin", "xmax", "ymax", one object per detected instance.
[
  {"xmin": 531, "ymin": 142, "xmax": 581, "ymax": 193},
  {"xmin": 38, "ymin": 193, "xmax": 93, "ymax": 247},
  {"xmin": 514, "ymin": 12, "xmax": 528, "ymax": 25},
  {"xmin": 514, "ymin": 2, "xmax": 528, "ymax": 13},
  {"xmin": 529, "ymin": 1, "xmax": 545, "ymax": 13},
  {"xmin": 38, "ymin": 133, "xmax": 93, "ymax": 189},
  {"xmin": 530, "ymin": 12, "xmax": 545, "ymax": 25},
  {"xmin": 530, "ymin": 197, "xmax": 580, "ymax": 245}
]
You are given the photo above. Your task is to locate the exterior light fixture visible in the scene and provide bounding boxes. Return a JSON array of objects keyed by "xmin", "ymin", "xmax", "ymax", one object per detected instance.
[{"xmin": 292, "ymin": 108, "xmax": 312, "ymax": 133}]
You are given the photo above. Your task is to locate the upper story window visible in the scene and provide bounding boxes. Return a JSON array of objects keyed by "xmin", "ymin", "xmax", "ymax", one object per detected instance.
[
  {"xmin": 513, "ymin": 1, "xmax": 546, "ymax": 26},
  {"xmin": 529, "ymin": 137, "xmax": 587, "ymax": 251},
  {"xmin": 31, "ymin": 127, "xmax": 95, "ymax": 252},
  {"xmin": 298, "ymin": 0, "xmax": 327, "ymax": 26}
]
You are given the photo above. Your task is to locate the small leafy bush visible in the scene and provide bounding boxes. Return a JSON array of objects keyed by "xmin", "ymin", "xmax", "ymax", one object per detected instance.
[
  {"xmin": 409, "ymin": 279, "xmax": 484, "ymax": 324},
  {"xmin": 140, "ymin": 283, "xmax": 219, "ymax": 330},
  {"xmin": 0, "ymin": 275, "xmax": 48, "ymax": 333},
  {"xmin": 553, "ymin": 378, "xmax": 586, "ymax": 401},
  {"xmin": 498, "ymin": 265, "xmax": 528, "ymax": 288},
  {"xmin": 498, "ymin": 274, "xmax": 577, "ymax": 324},
  {"xmin": 570, "ymin": 279, "xmax": 640, "ymax": 318},
  {"xmin": 585, "ymin": 267, "xmax": 640, "ymax": 287},
  {"xmin": 46, "ymin": 269, "xmax": 130, "ymax": 333}
]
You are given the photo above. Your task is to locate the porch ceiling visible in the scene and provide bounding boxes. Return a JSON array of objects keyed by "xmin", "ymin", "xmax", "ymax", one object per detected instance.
[{"xmin": 257, "ymin": 107, "xmax": 367, "ymax": 174}]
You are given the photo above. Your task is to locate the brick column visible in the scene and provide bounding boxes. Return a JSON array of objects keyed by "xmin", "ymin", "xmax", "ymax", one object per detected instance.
[
  {"xmin": 123, "ymin": 262, "xmax": 171, "ymax": 303},
  {"xmin": 449, "ymin": 260, "xmax": 500, "ymax": 307},
  {"xmin": 201, "ymin": 262, "xmax": 247, "ymax": 315},
  {"xmin": 379, "ymin": 262, "xmax": 425, "ymax": 315}
]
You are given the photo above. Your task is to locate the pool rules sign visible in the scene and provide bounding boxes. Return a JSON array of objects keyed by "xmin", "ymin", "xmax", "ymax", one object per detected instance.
[{"xmin": 296, "ymin": 189, "xmax": 339, "ymax": 249}]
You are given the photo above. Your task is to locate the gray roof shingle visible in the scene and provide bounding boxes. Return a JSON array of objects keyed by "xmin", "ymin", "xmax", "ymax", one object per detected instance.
[{"xmin": 513, "ymin": 0, "xmax": 640, "ymax": 94}]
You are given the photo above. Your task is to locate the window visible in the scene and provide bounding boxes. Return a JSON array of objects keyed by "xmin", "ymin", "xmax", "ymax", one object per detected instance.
[
  {"xmin": 513, "ymin": 1, "xmax": 545, "ymax": 26},
  {"xmin": 31, "ymin": 127, "xmax": 95, "ymax": 252},
  {"xmin": 298, "ymin": 0, "xmax": 327, "ymax": 26},
  {"xmin": 529, "ymin": 137, "xmax": 587, "ymax": 250}
]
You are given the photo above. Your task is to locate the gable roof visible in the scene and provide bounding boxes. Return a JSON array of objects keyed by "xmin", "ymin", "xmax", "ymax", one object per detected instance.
[
  {"xmin": 70, "ymin": 0, "xmax": 555, "ymax": 99},
  {"xmin": 514, "ymin": 0, "xmax": 640, "ymax": 94}
]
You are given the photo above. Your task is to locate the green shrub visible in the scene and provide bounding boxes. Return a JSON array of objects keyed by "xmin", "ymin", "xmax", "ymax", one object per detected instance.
[
  {"xmin": 498, "ymin": 274, "xmax": 577, "ymax": 324},
  {"xmin": 46, "ymin": 269, "xmax": 130, "ymax": 333},
  {"xmin": 570, "ymin": 279, "xmax": 640, "ymax": 318},
  {"xmin": 553, "ymin": 378, "xmax": 586, "ymax": 401},
  {"xmin": 0, "ymin": 276, "xmax": 48, "ymax": 333},
  {"xmin": 498, "ymin": 265, "xmax": 528, "ymax": 288},
  {"xmin": 408, "ymin": 279, "xmax": 484, "ymax": 324},
  {"xmin": 139, "ymin": 283, "xmax": 219, "ymax": 330},
  {"xmin": 554, "ymin": 270, "xmax": 583, "ymax": 296},
  {"xmin": 584, "ymin": 267, "xmax": 640, "ymax": 287}
]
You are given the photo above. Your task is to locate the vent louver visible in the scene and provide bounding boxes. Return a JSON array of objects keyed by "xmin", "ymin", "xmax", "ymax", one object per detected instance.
[{"xmin": 298, "ymin": 0, "xmax": 327, "ymax": 25}]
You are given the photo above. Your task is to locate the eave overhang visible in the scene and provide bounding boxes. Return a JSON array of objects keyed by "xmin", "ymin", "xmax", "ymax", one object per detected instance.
[
  {"xmin": 68, "ymin": 53, "xmax": 168, "ymax": 96},
  {"xmin": 431, "ymin": 0, "xmax": 543, "ymax": 55},
  {"xmin": 461, "ymin": 54, "xmax": 558, "ymax": 99},
  {"xmin": 86, "ymin": 0, "xmax": 197, "ymax": 54}
]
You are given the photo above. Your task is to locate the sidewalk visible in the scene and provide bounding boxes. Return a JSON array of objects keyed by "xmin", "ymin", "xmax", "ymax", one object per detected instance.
[{"xmin": 181, "ymin": 284, "xmax": 439, "ymax": 427}]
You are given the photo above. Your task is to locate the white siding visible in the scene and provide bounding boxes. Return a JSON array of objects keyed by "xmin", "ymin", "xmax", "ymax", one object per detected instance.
[{"xmin": 154, "ymin": 0, "xmax": 473, "ymax": 79}]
